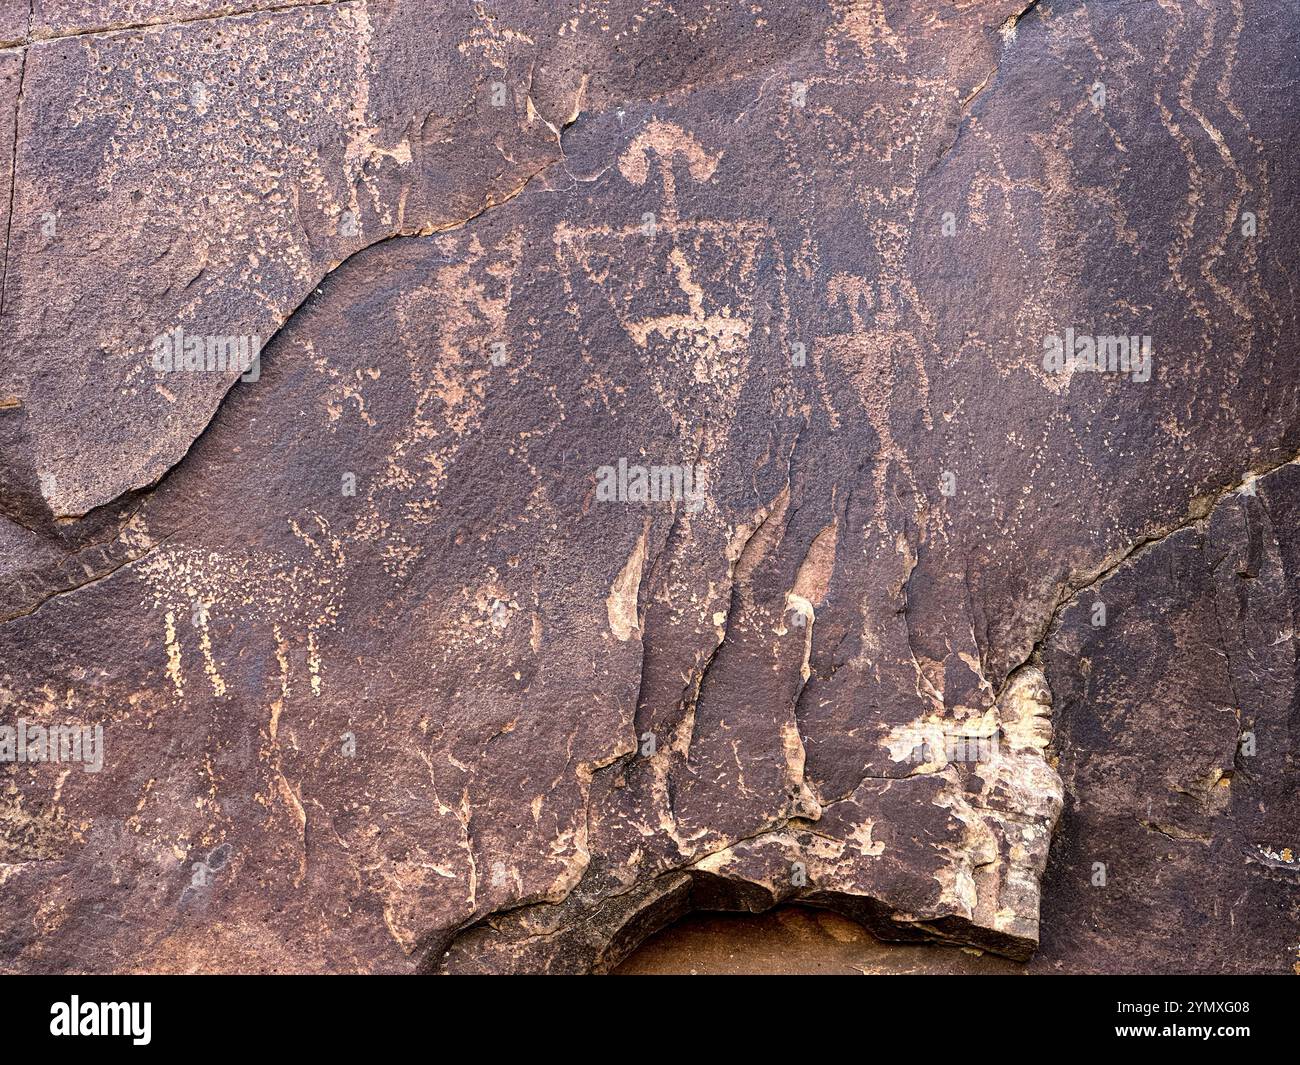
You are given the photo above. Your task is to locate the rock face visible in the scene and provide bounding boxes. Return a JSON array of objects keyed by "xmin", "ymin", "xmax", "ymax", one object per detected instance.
[
  {"xmin": 1039, "ymin": 464, "xmax": 1300, "ymax": 974},
  {"xmin": 0, "ymin": 0, "xmax": 1296, "ymax": 974}
]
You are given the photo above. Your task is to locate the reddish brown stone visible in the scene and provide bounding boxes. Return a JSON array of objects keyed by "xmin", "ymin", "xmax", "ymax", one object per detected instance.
[{"xmin": 1, "ymin": 0, "xmax": 1297, "ymax": 975}]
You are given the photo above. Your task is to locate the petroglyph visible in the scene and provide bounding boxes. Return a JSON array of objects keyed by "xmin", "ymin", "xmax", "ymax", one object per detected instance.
[{"xmin": 2, "ymin": 0, "xmax": 1297, "ymax": 979}]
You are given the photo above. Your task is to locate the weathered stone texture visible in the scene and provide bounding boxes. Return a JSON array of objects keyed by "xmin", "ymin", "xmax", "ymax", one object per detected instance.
[{"xmin": 0, "ymin": 0, "xmax": 1296, "ymax": 974}]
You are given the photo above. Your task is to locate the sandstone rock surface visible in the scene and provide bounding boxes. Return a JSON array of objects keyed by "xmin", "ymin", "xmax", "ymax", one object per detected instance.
[{"xmin": 1, "ymin": 0, "xmax": 1296, "ymax": 974}]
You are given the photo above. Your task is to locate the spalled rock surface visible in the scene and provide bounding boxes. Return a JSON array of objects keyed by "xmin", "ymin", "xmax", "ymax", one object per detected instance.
[{"xmin": 1, "ymin": 0, "xmax": 1297, "ymax": 974}]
